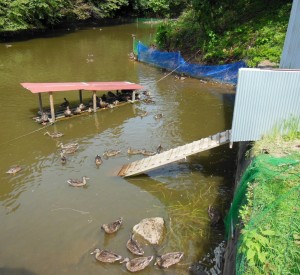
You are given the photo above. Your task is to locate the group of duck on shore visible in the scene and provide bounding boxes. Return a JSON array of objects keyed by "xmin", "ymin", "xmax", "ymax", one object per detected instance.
[{"xmin": 91, "ymin": 217, "xmax": 184, "ymax": 272}]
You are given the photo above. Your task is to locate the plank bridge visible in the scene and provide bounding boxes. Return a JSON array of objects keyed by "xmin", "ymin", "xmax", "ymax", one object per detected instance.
[{"xmin": 118, "ymin": 129, "xmax": 231, "ymax": 177}]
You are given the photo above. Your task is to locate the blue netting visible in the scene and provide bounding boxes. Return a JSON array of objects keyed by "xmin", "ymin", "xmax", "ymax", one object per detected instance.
[{"xmin": 137, "ymin": 42, "xmax": 246, "ymax": 84}]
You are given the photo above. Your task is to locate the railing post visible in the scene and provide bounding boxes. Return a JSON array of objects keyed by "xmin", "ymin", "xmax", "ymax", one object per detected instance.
[
  {"xmin": 49, "ymin": 92, "xmax": 55, "ymax": 123},
  {"xmin": 93, "ymin": 91, "xmax": 97, "ymax": 112},
  {"xmin": 38, "ymin": 93, "xmax": 43, "ymax": 115}
]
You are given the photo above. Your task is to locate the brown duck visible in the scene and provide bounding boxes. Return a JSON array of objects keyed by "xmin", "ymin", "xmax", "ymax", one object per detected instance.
[
  {"xmin": 126, "ymin": 233, "xmax": 144, "ymax": 256},
  {"xmin": 90, "ymin": 248, "xmax": 123, "ymax": 263},
  {"xmin": 101, "ymin": 217, "xmax": 123, "ymax": 234}
]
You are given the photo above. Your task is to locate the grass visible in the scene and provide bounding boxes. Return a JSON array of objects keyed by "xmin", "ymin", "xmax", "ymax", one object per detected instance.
[{"xmin": 235, "ymin": 116, "xmax": 300, "ymax": 274}]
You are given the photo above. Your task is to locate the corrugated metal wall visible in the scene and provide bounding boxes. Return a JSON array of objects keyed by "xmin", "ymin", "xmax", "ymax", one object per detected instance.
[
  {"xmin": 280, "ymin": 0, "xmax": 300, "ymax": 69},
  {"xmin": 231, "ymin": 68, "xmax": 300, "ymax": 142}
]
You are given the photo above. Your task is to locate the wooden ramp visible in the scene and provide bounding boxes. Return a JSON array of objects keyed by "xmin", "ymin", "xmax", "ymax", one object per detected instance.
[{"xmin": 118, "ymin": 130, "xmax": 231, "ymax": 177}]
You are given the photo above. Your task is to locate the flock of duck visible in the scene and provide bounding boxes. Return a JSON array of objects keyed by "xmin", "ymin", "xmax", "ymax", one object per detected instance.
[
  {"xmin": 90, "ymin": 217, "xmax": 184, "ymax": 272},
  {"xmin": 4, "ymin": 87, "xmax": 222, "ymax": 272},
  {"xmin": 36, "ymin": 89, "xmax": 155, "ymax": 125}
]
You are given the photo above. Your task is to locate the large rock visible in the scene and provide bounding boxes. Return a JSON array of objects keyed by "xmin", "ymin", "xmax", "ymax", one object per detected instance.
[{"xmin": 132, "ymin": 217, "xmax": 165, "ymax": 245}]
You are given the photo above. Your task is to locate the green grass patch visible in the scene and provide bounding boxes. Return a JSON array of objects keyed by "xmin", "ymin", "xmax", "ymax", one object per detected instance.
[{"xmin": 228, "ymin": 116, "xmax": 300, "ymax": 274}]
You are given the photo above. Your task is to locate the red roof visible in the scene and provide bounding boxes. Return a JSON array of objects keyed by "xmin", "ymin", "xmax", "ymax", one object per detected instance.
[{"xmin": 21, "ymin": 82, "xmax": 144, "ymax": 94}]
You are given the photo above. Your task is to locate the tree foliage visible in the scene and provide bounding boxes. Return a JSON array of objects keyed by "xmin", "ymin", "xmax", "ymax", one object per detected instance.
[
  {"xmin": 0, "ymin": 0, "xmax": 188, "ymax": 31},
  {"xmin": 155, "ymin": 0, "xmax": 292, "ymax": 66}
]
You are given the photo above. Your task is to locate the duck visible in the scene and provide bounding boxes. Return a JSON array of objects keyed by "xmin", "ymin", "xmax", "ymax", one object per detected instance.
[
  {"xmin": 61, "ymin": 146, "xmax": 78, "ymax": 154},
  {"xmin": 57, "ymin": 142, "xmax": 79, "ymax": 150},
  {"xmin": 99, "ymin": 98, "xmax": 108, "ymax": 108},
  {"xmin": 142, "ymin": 90, "xmax": 151, "ymax": 96},
  {"xmin": 154, "ymin": 113, "xmax": 163, "ymax": 120},
  {"xmin": 143, "ymin": 98, "xmax": 155, "ymax": 104},
  {"xmin": 208, "ymin": 205, "xmax": 221, "ymax": 225},
  {"xmin": 41, "ymin": 112, "xmax": 49, "ymax": 122},
  {"xmin": 64, "ymin": 106, "xmax": 72, "ymax": 117},
  {"xmin": 141, "ymin": 150, "xmax": 157, "ymax": 156},
  {"xmin": 101, "ymin": 217, "xmax": 123, "ymax": 234},
  {"xmin": 126, "ymin": 233, "xmax": 144, "ymax": 256},
  {"xmin": 73, "ymin": 106, "xmax": 81, "ymax": 115},
  {"xmin": 79, "ymin": 103, "xmax": 86, "ymax": 111},
  {"xmin": 88, "ymin": 107, "xmax": 93, "ymax": 113},
  {"xmin": 90, "ymin": 248, "xmax": 123, "ymax": 263},
  {"xmin": 155, "ymin": 252, "xmax": 184, "ymax": 268},
  {"xmin": 6, "ymin": 165, "xmax": 22, "ymax": 175},
  {"xmin": 60, "ymin": 153, "xmax": 67, "ymax": 165},
  {"xmin": 137, "ymin": 110, "xmax": 148, "ymax": 118},
  {"xmin": 121, "ymin": 256, "xmax": 153, "ymax": 272},
  {"xmin": 95, "ymin": 155, "xmax": 103, "ymax": 166},
  {"xmin": 103, "ymin": 149, "xmax": 121, "ymax": 159},
  {"xmin": 44, "ymin": 131, "xmax": 64, "ymax": 138},
  {"xmin": 127, "ymin": 147, "xmax": 143, "ymax": 155},
  {"xmin": 157, "ymin": 144, "xmax": 163, "ymax": 154},
  {"xmin": 60, "ymin": 97, "xmax": 69, "ymax": 108},
  {"xmin": 67, "ymin": 176, "xmax": 89, "ymax": 187}
]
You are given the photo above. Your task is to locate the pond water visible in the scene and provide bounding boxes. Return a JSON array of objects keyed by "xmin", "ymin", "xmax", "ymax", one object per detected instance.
[{"xmin": 0, "ymin": 22, "xmax": 236, "ymax": 274}]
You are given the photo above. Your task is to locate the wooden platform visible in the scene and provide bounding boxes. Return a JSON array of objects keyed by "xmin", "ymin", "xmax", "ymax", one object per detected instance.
[{"xmin": 118, "ymin": 130, "xmax": 231, "ymax": 177}]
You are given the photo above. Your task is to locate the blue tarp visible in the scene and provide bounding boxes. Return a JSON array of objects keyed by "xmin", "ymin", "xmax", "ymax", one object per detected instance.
[{"xmin": 137, "ymin": 42, "xmax": 246, "ymax": 84}]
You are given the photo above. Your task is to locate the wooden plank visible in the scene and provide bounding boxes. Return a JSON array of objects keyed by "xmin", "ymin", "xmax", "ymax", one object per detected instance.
[{"xmin": 119, "ymin": 130, "xmax": 232, "ymax": 177}]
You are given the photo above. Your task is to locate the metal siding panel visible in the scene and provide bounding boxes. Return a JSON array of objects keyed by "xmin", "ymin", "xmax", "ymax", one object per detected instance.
[
  {"xmin": 231, "ymin": 69, "xmax": 300, "ymax": 142},
  {"xmin": 280, "ymin": 0, "xmax": 300, "ymax": 69}
]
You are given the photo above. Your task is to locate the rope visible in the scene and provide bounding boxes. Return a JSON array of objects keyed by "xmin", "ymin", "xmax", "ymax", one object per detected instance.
[
  {"xmin": 156, "ymin": 49, "xmax": 202, "ymax": 83},
  {"xmin": 0, "ymin": 122, "xmax": 54, "ymax": 146}
]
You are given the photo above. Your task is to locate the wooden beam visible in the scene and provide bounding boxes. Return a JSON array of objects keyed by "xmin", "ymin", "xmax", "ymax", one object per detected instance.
[
  {"xmin": 38, "ymin": 93, "xmax": 43, "ymax": 114},
  {"xmin": 49, "ymin": 92, "xmax": 55, "ymax": 123},
  {"xmin": 93, "ymin": 91, "xmax": 97, "ymax": 112},
  {"xmin": 79, "ymin": 90, "xmax": 83, "ymax": 103}
]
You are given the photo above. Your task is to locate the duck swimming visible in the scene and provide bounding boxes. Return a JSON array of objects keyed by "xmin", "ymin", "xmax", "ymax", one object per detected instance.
[
  {"xmin": 60, "ymin": 153, "xmax": 67, "ymax": 165},
  {"xmin": 127, "ymin": 147, "xmax": 143, "ymax": 155},
  {"xmin": 126, "ymin": 233, "xmax": 144, "ymax": 256},
  {"xmin": 95, "ymin": 155, "xmax": 103, "ymax": 166},
  {"xmin": 137, "ymin": 110, "xmax": 148, "ymax": 118},
  {"xmin": 157, "ymin": 144, "xmax": 163, "ymax": 154},
  {"xmin": 101, "ymin": 217, "xmax": 123, "ymax": 234},
  {"xmin": 155, "ymin": 252, "xmax": 184, "ymax": 268},
  {"xmin": 141, "ymin": 150, "xmax": 157, "ymax": 156},
  {"xmin": 154, "ymin": 113, "xmax": 163, "ymax": 120},
  {"xmin": 57, "ymin": 142, "xmax": 79, "ymax": 150},
  {"xmin": 90, "ymin": 248, "xmax": 123, "ymax": 263},
  {"xmin": 121, "ymin": 256, "xmax": 153, "ymax": 272},
  {"xmin": 103, "ymin": 149, "xmax": 121, "ymax": 158},
  {"xmin": 6, "ymin": 165, "xmax": 22, "ymax": 175},
  {"xmin": 208, "ymin": 205, "xmax": 221, "ymax": 226},
  {"xmin": 67, "ymin": 176, "xmax": 89, "ymax": 187},
  {"xmin": 44, "ymin": 131, "xmax": 64, "ymax": 138}
]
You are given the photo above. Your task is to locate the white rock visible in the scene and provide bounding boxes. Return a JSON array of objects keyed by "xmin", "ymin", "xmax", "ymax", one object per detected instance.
[{"xmin": 132, "ymin": 217, "xmax": 165, "ymax": 245}]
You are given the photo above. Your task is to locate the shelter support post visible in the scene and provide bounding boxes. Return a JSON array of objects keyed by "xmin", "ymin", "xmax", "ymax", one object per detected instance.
[
  {"xmin": 38, "ymin": 93, "xmax": 43, "ymax": 114},
  {"xmin": 79, "ymin": 90, "xmax": 83, "ymax": 103},
  {"xmin": 132, "ymin": 91, "xmax": 136, "ymax": 102},
  {"xmin": 93, "ymin": 91, "xmax": 97, "ymax": 112},
  {"xmin": 49, "ymin": 92, "xmax": 55, "ymax": 123}
]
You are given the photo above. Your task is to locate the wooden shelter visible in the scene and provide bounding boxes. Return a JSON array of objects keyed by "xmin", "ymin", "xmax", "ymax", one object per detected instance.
[{"xmin": 21, "ymin": 81, "xmax": 144, "ymax": 123}]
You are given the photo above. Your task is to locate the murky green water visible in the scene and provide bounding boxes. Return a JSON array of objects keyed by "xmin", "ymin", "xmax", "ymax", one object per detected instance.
[{"xmin": 0, "ymin": 22, "xmax": 236, "ymax": 274}]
